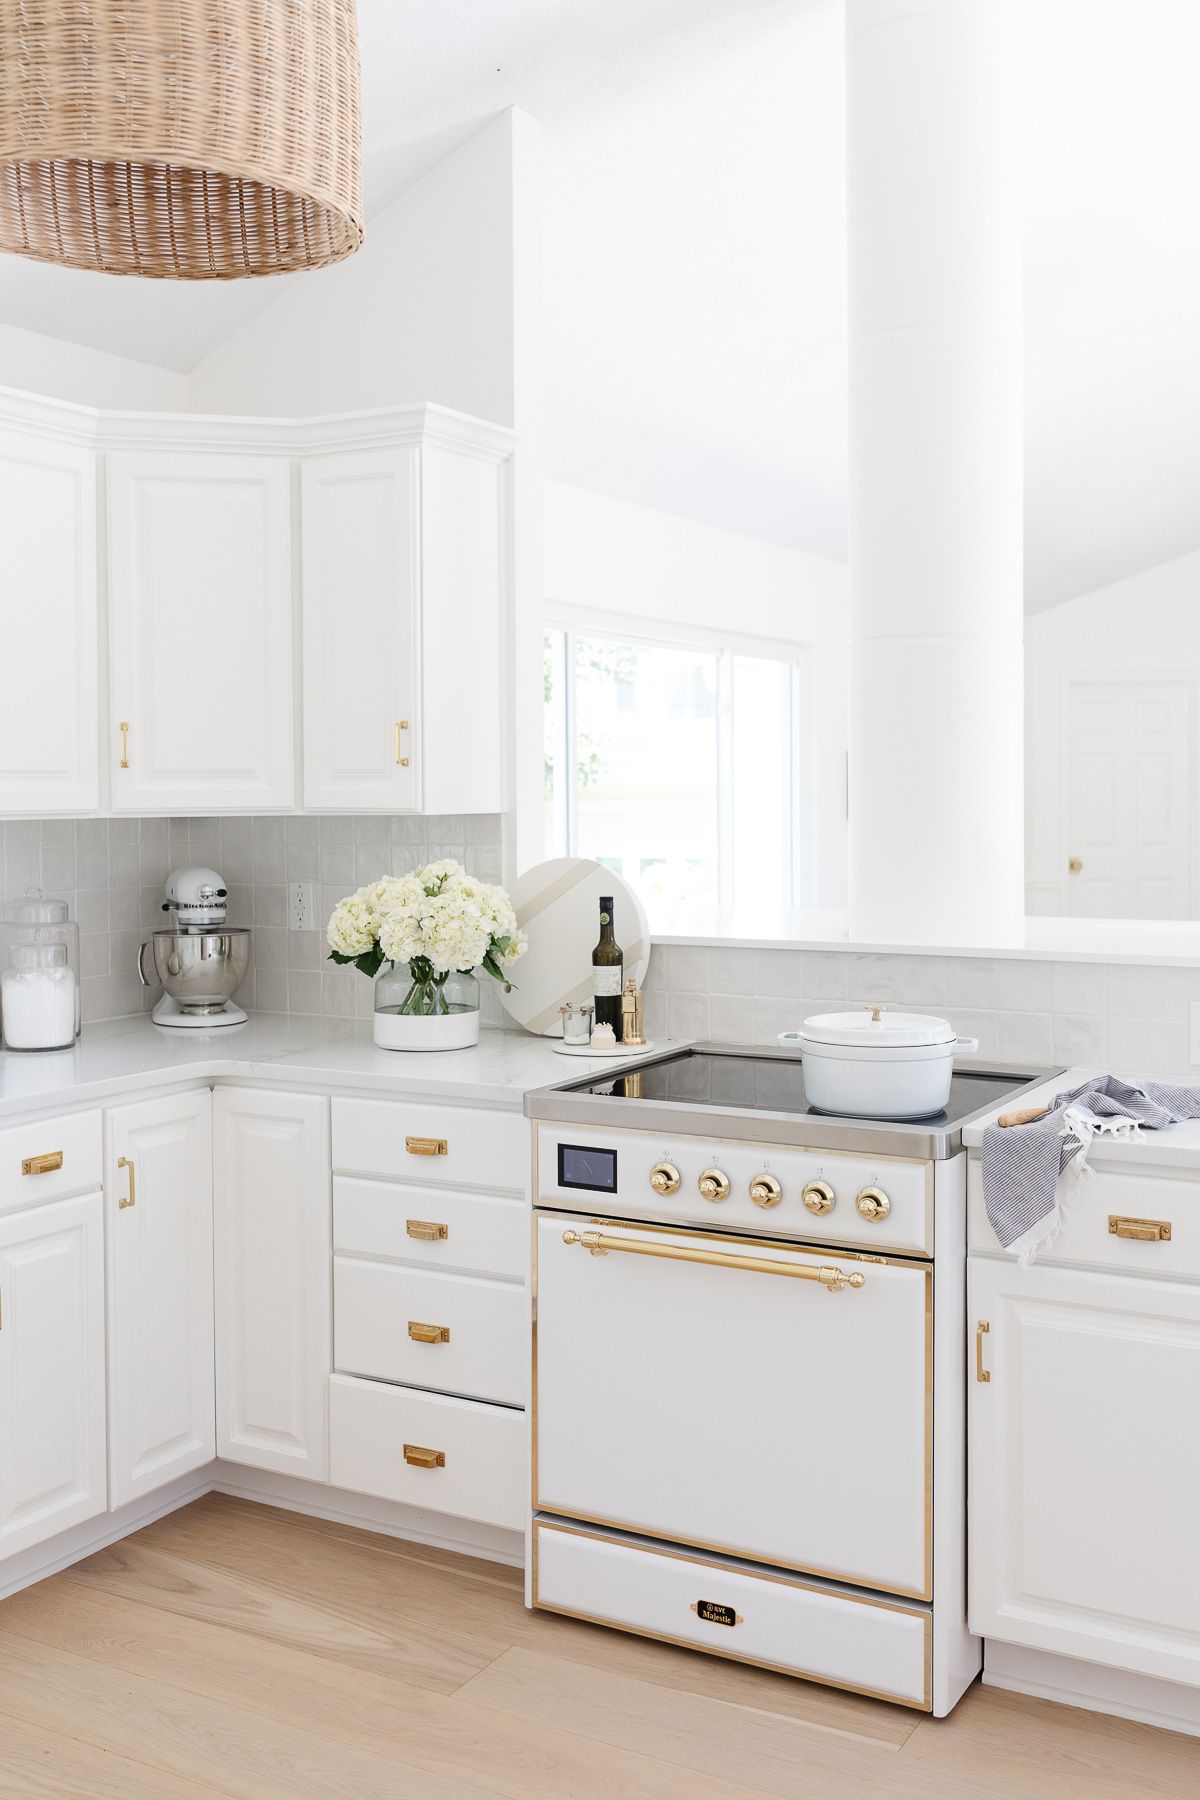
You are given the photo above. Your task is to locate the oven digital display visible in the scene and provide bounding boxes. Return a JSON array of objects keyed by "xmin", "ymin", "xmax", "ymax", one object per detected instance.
[{"xmin": 557, "ymin": 1143, "xmax": 618, "ymax": 1193}]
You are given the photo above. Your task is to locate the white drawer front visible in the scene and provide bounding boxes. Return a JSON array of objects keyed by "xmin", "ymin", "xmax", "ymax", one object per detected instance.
[
  {"xmin": 333, "ymin": 1098, "xmax": 527, "ymax": 1194},
  {"xmin": 334, "ymin": 1176, "xmax": 526, "ymax": 1281},
  {"xmin": 0, "ymin": 1110, "xmax": 101, "ymax": 1215},
  {"xmin": 329, "ymin": 1372, "xmax": 524, "ymax": 1530},
  {"xmin": 334, "ymin": 1257, "xmax": 526, "ymax": 1405},
  {"xmin": 534, "ymin": 1522, "xmax": 930, "ymax": 1709},
  {"xmin": 968, "ymin": 1156, "xmax": 1200, "ymax": 1279}
]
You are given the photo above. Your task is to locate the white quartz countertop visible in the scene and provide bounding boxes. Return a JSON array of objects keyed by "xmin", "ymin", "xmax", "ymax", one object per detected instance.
[
  {"xmin": 962, "ymin": 1066, "xmax": 1200, "ymax": 1168},
  {"xmin": 0, "ymin": 1013, "xmax": 664, "ymax": 1121}
]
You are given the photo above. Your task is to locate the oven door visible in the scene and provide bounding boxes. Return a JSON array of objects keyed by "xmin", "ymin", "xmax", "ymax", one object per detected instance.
[{"xmin": 534, "ymin": 1214, "xmax": 931, "ymax": 1600}]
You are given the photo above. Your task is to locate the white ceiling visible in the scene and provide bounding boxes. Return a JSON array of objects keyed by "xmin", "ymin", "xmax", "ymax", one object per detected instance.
[{"xmin": 0, "ymin": 0, "xmax": 1197, "ymax": 610}]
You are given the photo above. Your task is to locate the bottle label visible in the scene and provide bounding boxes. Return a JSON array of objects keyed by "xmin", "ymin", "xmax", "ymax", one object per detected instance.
[{"xmin": 593, "ymin": 967, "xmax": 623, "ymax": 997}]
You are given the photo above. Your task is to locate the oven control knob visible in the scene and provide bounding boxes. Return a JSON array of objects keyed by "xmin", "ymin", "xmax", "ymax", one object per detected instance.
[
  {"xmin": 856, "ymin": 1186, "xmax": 891, "ymax": 1223},
  {"xmin": 649, "ymin": 1161, "xmax": 681, "ymax": 1197},
  {"xmin": 698, "ymin": 1167, "xmax": 731, "ymax": 1203},
  {"xmin": 801, "ymin": 1180, "xmax": 836, "ymax": 1215},
  {"xmin": 749, "ymin": 1173, "xmax": 782, "ymax": 1209}
]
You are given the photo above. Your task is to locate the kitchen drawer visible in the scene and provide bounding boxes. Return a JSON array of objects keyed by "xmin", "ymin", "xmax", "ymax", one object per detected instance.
[
  {"xmin": 968, "ymin": 1156, "xmax": 1200, "ymax": 1280},
  {"xmin": 0, "ymin": 1110, "xmax": 101, "ymax": 1215},
  {"xmin": 333, "ymin": 1176, "xmax": 526, "ymax": 1281},
  {"xmin": 533, "ymin": 1520, "xmax": 931, "ymax": 1710},
  {"xmin": 332, "ymin": 1097, "xmax": 527, "ymax": 1194},
  {"xmin": 328, "ymin": 1372, "xmax": 525, "ymax": 1530},
  {"xmin": 334, "ymin": 1257, "xmax": 526, "ymax": 1404}
]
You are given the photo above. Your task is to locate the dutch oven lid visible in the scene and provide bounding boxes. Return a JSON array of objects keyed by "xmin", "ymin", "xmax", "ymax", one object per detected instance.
[{"xmin": 799, "ymin": 1004, "xmax": 958, "ymax": 1050}]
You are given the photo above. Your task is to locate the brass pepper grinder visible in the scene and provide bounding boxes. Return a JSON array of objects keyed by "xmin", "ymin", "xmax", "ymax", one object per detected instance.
[{"xmin": 620, "ymin": 976, "xmax": 645, "ymax": 1047}]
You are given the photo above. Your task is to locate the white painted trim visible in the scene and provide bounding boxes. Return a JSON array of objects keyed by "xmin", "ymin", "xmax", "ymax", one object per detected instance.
[{"xmin": 984, "ymin": 1640, "xmax": 1200, "ymax": 1740}]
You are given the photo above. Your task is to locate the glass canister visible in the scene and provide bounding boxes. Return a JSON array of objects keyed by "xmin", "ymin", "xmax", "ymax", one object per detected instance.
[{"xmin": 1, "ymin": 893, "xmax": 80, "ymax": 1051}]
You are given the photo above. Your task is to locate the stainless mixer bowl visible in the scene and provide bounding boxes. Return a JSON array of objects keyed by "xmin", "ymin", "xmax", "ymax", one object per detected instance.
[{"xmin": 137, "ymin": 929, "xmax": 251, "ymax": 1014}]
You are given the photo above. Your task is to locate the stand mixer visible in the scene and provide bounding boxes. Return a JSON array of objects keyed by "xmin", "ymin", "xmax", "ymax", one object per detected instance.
[{"xmin": 137, "ymin": 867, "xmax": 251, "ymax": 1028}]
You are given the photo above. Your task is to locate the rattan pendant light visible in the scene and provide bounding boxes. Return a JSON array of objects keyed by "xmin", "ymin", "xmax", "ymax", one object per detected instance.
[{"xmin": 0, "ymin": 1, "xmax": 363, "ymax": 279}]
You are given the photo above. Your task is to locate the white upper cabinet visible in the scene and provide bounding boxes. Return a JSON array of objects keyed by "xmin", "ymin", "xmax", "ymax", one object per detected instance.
[
  {"xmin": 0, "ymin": 424, "xmax": 98, "ymax": 815},
  {"xmin": 108, "ymin": 450, "xmax": 295, "ymax": 813}
]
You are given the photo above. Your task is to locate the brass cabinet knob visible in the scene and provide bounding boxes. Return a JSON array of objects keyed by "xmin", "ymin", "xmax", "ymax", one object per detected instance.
[
  {"xmin": 802, "ymin": 1180, "xmax": 836, "ymax": 1215},
  {"xmin": 749, "ymin": 1173, "xmax": 782, "ymax": 1209},
  {"xmin": 856, "ymin": 1186, "xmax": 891, "ymax": 1222},
  {"xmin": 1068, "ymin": 856, "xmax": 1083, "ymax": 874},
  {"xmin": 650, "ymin": 1161, "xmax": 681, "ymax": 1196},
  {"xmin": 698, "ymin": 1167, "xmax": 731, "ymax": 1203}
]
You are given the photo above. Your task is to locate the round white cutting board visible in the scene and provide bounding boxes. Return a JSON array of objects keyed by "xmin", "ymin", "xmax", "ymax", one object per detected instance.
[{"xmin": 498, "ymin": 857, "xmax": 651, "ymax": 1037}]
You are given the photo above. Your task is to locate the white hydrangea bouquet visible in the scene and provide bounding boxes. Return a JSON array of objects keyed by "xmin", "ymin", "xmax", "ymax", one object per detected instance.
[{"xmin": 327, "ymin": 859, "xmax": 526, "ymax": 1042}]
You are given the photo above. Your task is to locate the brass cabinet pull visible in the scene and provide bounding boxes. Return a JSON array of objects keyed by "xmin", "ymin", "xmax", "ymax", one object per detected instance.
[
  {"xmin": 21, "ymin": 1150, "xmax": 63, "ymax": 1176},
  {"xmin": 403, "ymin": 1444, "xmax": 445, "ymax": 1469},
  {"xmin": 119, "ymin": 721, "xmax": 130, "ymax": 769},
  {"xmin": 394, "ymin": 722, "xmax": 410, "ymax": 767},
  {"xmin": 561, "ymin": 1228, "xmax": 865, "ymax": 1293},
  {"xmin": 408, "ymin": 1320, "xmax": 451, "ymax": 1344},
  {"xmin": 117, "ymin": 1155, "xmax": 136, "ymax": 1209},
  {"xmin": 405, "ymin": 1136, "xmax": 447, "ymax": 1157},
  {"xmin": 976, "ymin": 1320, "xmax": 991, "ymax": 1383},
  {"xmin": 406, "ymin": 1219, "xmax": 449, "ymax": 1241},
  {"xmin": 1108, "ymin": 1215, "xmax": 1172, "ymax": 1242}
]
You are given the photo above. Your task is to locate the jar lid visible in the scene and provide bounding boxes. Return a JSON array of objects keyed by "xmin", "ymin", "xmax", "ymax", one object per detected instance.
[
  {"xmin": 8, "ymin": 942, "xmax": 68, "ymax": 969},
  {"xmin": 798, "ymin": 1005, "xmax": 957, "ymax": 1050},
  {"xmin": 4, "ymin": 890, "xmax": 69, "ymax": 925}
]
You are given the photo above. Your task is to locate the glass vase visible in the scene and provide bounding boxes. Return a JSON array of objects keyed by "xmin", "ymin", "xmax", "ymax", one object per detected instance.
[{"xmin": 373, "ymin": 962, "xmax": 481, "ymax": 1051}]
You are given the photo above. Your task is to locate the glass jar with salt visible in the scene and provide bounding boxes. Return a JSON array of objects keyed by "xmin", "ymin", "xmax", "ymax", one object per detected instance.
[{"xmin": 1, "ymin": 894, "xmax": 80, "ymax": 1052}]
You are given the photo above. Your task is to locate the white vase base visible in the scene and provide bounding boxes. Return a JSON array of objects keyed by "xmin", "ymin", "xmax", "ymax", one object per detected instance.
[{"xmin": 373, "ymin": 1009, "xmax": 480, "ymax": 1052}]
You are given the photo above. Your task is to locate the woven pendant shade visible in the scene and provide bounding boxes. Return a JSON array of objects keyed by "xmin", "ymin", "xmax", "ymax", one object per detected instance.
[{"xmin": 0, "ymin": 1, "xmax": 363, "ymax": 279}]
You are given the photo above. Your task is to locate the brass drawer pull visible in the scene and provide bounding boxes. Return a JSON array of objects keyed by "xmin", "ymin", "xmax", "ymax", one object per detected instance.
[
  {"xmin": 118, "ymin": 1156, "xmax": 136, "ymax": 1209},
  {"xmin": 406, "ymin": 1219, "xmax": 449, "ymax": 1241},
  {"xmin": 1108, "ymin": 1215, "xmax": 1172, "ymax": 1242},
  {"xmin": 405, "ymin": 1136, "xmax": 447, "ymax": 1157},
  {"xmin": 976, "ymin": 1319, "xmax": 991, "ymax": 1383},
  {"xmin": 408, "ymin": 1320, "xmax": 451, "ymax": 1344},
  {"xmin": 561, "ymin": 1228, "xmax": 865, "ymax": 1293},
  {"xmin": 403, "ymin": 1444, "xmax": 445, "ymax": 1469},
  {"xmin": 21, "ymin": 1151, "xmax": 63, "ymax": 1176}
]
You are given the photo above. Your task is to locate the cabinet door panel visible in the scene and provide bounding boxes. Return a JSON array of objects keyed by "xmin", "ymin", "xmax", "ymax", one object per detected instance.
[
  {"xmin": 301, "ymin": 449, "xmax": 417, "ymax": 810},
  {"xmin": 969, "ymin": 1257, "xmax": 1200, "ymax": 1684},
  {"xmin": 214, "ymin": 1089, "xmax": 330, "ymax": 1480},
  {"xmin": 109, "ymin": 451, "xmax": 293, "ymax": 811},
  {"xmin": 0, "ymin": 1193, "xmax": 106, "ymax": 1559},
  {"xmin": 107, "ymin": 1090, "xmax": 214, "ymax": 1508},
  {"xmin": 0, "ymin": 428, "xmax": 98, "ymax": 814}
]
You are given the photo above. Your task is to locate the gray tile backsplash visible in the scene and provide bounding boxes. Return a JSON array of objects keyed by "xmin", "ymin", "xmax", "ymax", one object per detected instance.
[{"xmin": 0, "ymin": 815, "xmax": 503, "ymax": 1025}]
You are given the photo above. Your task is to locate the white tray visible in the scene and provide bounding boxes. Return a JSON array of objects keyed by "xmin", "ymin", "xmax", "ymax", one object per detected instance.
[{"xmin": 552, "ymin": 1040, "xmax": 656, "ymax": 1058}]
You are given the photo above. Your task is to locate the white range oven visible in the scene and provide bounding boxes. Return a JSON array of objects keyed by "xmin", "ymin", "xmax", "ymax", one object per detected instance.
[{"xmin": 525, "ymin": 1043, "xmax": 1053, "ymax": 1716}]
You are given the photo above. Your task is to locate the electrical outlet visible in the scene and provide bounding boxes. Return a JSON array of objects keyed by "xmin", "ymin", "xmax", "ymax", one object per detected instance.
[
  {"xmin": 1190, "ymin": 1002, "xmax": 1200, "ymax": 1065},
  {"xmin": 289, "ymin": 882, "xmax": 315, "ymax": 932}
]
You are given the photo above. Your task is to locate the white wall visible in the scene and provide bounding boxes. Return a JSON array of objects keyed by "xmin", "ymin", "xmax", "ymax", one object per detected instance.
[
  {"xmin": 1027, "ymin": 545, "xmax": 1200, "ymax": 913},
  {"xmin": 545, "ymin": 480, "xmax": 849, "ymax": 909},
  {"xmin": 0, "ymin": 322, "xmax": 186, "ymax": 411}
]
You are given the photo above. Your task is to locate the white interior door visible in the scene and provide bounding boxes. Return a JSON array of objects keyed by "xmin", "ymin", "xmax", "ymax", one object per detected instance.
[
  {"xmin": 0, "ymin": 1193, "xmax": 106, "ymax": 1560},
  {"xmin": 106, "ymin": 1090, "xmax": 214, "ymax": 1508},
  {"xmin": 0, "ymin": 427, "xmax": 98, "ymax": 814},
  {"xmin": 969, "ymin": 1256, "xmax": 1200, "ymax": 1686},
  {"xmin": 1063, "ymin": 678, "xmax": 1191, "ymax": 917},
  {"xmin": 536, "ymin": 1215, "xmax": 931, "ymax": 1599},
  {"xmin": 301, "ymin": 448, "xmax": 418, "ymax": 810},
  {"xmin": 108, "ymin": 450, "xmax": 294, "ymax": 811}
]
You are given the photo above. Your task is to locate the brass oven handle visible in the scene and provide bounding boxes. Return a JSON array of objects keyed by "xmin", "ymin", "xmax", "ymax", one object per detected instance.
[
  {"xmin": 1108, "ymin": 1215, "xmax": 1172, "ymax": 1242},
  {"xmin": 403, "ymin": 1444, "xmax": 445, "ymax": 1469},
  {"xmin": 408, "ymin": 1321, "xmax": 451, "ymax": 1344},
  {"xmin": 561, "ymin": 1229, "xmax": 865, "ymax": 1293},
  {"xmin": 406, "ymin": 1136, "xmax": 447, "ymax": 1157},
  {"xmin": 118, "ymin": 1156, "xmax": 136, "ymax": 1209},
  {"xmin": 406, "ymin": 1219, "xmax": 449, "ymax": 1241},
  {"xmin": 21, "ymin": 1150, "xmax": 63, "ymax": 1176}
]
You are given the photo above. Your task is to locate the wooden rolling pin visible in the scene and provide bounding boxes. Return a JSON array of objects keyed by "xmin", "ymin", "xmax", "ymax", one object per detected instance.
[{"xmin": 997, "ymin": 1104, "xmax": 1051, "ymax": 1128}]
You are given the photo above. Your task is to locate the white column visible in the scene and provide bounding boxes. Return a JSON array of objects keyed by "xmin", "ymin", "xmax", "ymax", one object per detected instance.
[{"xmin": 845, "ymin": 0, "xmax": 1023, "ymax": 946}]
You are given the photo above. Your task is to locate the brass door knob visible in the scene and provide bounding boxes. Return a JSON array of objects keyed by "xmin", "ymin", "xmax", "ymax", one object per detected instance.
[
  {"xmin": 698, "ymin": 1168, "xmax": 731, "ymax": 1203},
  {"xmin": 856, "ymin": 1186, "xmax": 891, "ymax": 1222},
  {"xmin": 802, "ymin": 1180, "xmax": 836, "ymax": 1215},
  {"xmin": 749, "ymin": 1173, "xmax": 782, "ymax": 1209},
  {"xmin": 650, "ymin": 1161, "xmax": 681, "ymax": 1196}
]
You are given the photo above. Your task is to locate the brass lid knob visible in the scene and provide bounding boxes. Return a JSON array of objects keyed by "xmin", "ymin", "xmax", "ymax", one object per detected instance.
[
  {"xmin": 749, "ymin": 1173, "xmax": 782, "ymax": 1209},
  {"xmin": 856, "ymin": 1186, "xmax": 891, "ymax": 1222},
  {"xmin": 650, "ymin": 1161, "xmax": 681, "ymax": 1196},
  {"xmin": 802, "ymin": 1179, "xmax": 836, "ymax": 1215},
  {"xmin": 698, "ymin": 1167, "xmax": 731, "ymax": 1203}
]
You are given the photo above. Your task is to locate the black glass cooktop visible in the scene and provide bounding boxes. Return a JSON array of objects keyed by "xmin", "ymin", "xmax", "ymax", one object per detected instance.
[{"xmin": 565, "ymin": 1048, "xmax": 1030, "ymax": 1127}]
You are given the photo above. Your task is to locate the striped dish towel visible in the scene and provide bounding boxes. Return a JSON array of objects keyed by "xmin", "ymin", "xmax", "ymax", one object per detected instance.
[{"xmin": 982, "ymin": 1075, "xmax": 1200, "ymax": 1261}]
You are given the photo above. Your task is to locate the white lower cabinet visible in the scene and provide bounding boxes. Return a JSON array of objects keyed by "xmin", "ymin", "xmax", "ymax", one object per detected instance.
[
  {"xmin": 214, "ymin": 1089, "xmax": 331, "ymax": 1481},
  {"xmin": 106, "ymin": 1091, "xmax": 215, "ymax": 1508},
  {"xmin": 969, "ymin": 1255, "xmax": 1200, "ymax": 1687},
  {"xmin": 0, "ymin": 1193, "xmax": 107, "ymax": 1558}
]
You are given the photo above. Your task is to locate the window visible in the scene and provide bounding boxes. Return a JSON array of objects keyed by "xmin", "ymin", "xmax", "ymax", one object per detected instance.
[{"xmin": 544, "ymin": 611, "xmax": 806, "ymax": 925}]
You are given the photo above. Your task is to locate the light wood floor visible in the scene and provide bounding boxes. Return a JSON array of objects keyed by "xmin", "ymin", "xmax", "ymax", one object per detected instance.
[{"xmin": 0, "ymin": 1496, "xmax": 1196, "ymax": 1798}]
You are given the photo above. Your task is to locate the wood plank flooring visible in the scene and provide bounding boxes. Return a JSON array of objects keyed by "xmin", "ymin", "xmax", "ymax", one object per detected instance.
[{"xmin": 0, "ymin": 1494, "xmax": 1194, "ymax": 1798}]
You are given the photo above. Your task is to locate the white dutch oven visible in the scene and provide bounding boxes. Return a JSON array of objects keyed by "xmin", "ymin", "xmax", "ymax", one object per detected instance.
[{"xmin": 778, "ymin": 1005, "xmax": 980, "ymax": 1120}]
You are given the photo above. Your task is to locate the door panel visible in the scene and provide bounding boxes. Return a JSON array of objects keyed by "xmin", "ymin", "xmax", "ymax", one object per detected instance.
[
  {"xmin": 536, "ymin": 1215, "xmax": 931, "ymax": 1598},
  {"xmin": 107, "ymin": 1091, "xmax": 214, "ymax": 1507},
  {"xmin": 0, "ymin": 1193, "xmax": 106, "ymax": 1559},
  {"xmin": 969, "ymin": 1256, "xmax": 1200, "ymax": 1684}
]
